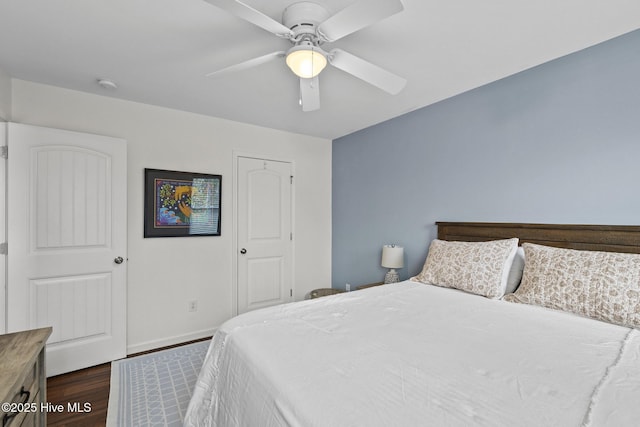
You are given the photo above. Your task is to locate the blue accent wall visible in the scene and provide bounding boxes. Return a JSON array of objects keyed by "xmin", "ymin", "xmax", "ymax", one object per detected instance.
[{"xmin": 332, "ymin": 29, "xmax": 640, "ymax": 289}]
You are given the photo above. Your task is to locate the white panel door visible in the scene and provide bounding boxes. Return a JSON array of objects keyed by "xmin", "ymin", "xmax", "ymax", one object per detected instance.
[
  {"xmin": 7, "ymin": 123, "xmax": 127, "ymax": 376},
  {"xmin": 237, "ymin": 157, "xmax": 293, "ymax": 314}
]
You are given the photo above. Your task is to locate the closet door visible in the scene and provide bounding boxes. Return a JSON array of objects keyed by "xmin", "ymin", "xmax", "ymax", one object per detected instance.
[
  {"xmin": 236, "ymin": 156, "xmax": 293, "ymax": 314},
  {"xmin": 7, "ymin": 123, "xmax": 127, "ymax": 376}
]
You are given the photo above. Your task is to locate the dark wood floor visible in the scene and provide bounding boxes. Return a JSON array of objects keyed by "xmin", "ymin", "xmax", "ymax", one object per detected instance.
[
  {"xmin": 47, "ymin": 362, "xmax": 111, "ymax": 427},
  {"xmin": 46, "ymin": 338, "xmax": 208, "ymax": 426}
]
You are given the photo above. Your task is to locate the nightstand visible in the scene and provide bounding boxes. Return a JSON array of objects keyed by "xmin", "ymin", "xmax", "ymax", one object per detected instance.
[
  {"xmin": 356, "ymin": 281, "xmax": 385, "ymax": 290},
  {"xmin": 310, "ymin": 288, "xmax": 345, "ymax": 298}
]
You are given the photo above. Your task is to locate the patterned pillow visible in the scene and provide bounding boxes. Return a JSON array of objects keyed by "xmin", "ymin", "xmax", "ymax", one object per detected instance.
[
  {"xmin": 504, "ymin": 243, "xmax": 640, "ymax": 329},
  {"xmin": 411, "ymin": 238, "xmax": 519, "ymax": 299}
]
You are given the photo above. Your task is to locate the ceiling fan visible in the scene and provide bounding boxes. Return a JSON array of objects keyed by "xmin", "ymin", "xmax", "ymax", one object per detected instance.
[{"xmin": 203, "ymin": 0, "xmax": 407, "ymax": 111}]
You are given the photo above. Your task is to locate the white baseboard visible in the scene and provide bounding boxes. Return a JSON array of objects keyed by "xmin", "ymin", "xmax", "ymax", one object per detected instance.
[{"xmin": 127, "ymin": 327, "xmax": 217, "ymax": 355}]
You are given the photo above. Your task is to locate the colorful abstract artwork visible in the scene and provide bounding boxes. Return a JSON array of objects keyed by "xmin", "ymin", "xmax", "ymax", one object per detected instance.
[{"xmin": 144, "ymin": 169, "xmax": 221, "ymax": 237}]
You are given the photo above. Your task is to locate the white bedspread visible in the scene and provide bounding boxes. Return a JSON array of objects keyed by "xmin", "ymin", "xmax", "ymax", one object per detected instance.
[{"xmin": 184, "ymin": 281, "xmax": 640, "ymax": 426}]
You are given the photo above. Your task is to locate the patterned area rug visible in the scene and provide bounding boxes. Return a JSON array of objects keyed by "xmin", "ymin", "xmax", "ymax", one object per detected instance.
[{"xmin": 107, "ymin": 340, "xmax": 210, "ymax": 426}]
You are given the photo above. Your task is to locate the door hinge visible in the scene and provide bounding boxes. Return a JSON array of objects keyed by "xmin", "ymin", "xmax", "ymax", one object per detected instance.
[
  {"xmin": 290, "ymin": 289, "xmax": 293, "ymax": 297},
  {"xmin": 0, "ymin": 242, "xmax": 7, "ymax": 255},
  {"xmin": 0, "ymin": 146, "xmax": 7, "ymax": 159},
  {"xmin": 290, "ymin": 232, "xmax": 293, "ymax": 241},
  {"xmin": 290, "ymin": 175, "xmax": 293, "ymax": 184}
]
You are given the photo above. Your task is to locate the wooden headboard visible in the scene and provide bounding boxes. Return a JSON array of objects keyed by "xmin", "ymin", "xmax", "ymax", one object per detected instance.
[{"xmin": 436, "ymin": 222, "xmax": 640, "ymax": 254}]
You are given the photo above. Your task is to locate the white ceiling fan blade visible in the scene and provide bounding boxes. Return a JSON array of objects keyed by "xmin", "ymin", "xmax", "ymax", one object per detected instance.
[
  {"xmin": 203, "ymin": 0, "xmax": 293, "ymax": 38},
  {"xmin": 206, "ymin": 51, "xmax": 285, "ymax": 77},
  {"xmin": 317, "ymin": 0, "xmax": 404, "ymax": 42},
  {"xmin": 328, "ymin": 49, "xmax": 406, "ymax": 94},
  {"xmin": 300, "ymin": 77, "xmax": 320, "ymax": 112}
]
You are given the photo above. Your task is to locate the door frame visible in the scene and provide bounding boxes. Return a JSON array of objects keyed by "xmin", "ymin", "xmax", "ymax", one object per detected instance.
[
  {"xmin": 232, "ymin": 151, "xmax": 295, "ymax": 316},
  {"xmin": 0, "ymin": 122, "xmax": 6, "ymax": 334}
]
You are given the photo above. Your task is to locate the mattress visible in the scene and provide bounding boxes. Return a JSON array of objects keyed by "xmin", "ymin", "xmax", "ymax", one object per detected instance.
[{"xmin": 184, "ymin": 281, "xmax": 640, "ymax": 426}]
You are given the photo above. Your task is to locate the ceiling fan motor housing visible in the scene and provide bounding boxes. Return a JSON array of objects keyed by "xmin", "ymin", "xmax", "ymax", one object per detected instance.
[{"xmin": 282, "ymin": 2, "xmax": 330, "ymax": 42}]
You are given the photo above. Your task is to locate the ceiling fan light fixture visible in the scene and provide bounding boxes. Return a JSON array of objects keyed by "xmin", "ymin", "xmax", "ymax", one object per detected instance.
[{"xmin": 286, "ymin": 45, "xmax": 327, "ymax": 78}]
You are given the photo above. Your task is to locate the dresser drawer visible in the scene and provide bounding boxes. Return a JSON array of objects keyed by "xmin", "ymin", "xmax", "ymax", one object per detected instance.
[
  {"xmin": 18, "ymin": 408, "xmax": 38, "ymax": 427},
  {"xmin": 0, "ymin": 328, "xmax": 52, "ymax": 427},
  {"xmin": 2, "ymin": 398, "xmax": 40, "ymax": 427},
  {"xmin": 6, "ymin": 358, "xmax": 38, "ymax": 403},
  {"xmin": 2, "ymin": 360, "xmax": 39, "ymax": 427}
]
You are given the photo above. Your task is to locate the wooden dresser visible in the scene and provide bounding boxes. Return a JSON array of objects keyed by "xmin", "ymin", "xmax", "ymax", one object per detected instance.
[{"xmin": 0, "ymin": 327, "xmax": 52, "ymax": 427}]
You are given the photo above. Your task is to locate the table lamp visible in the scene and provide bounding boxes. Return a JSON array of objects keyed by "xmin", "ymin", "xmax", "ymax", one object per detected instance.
[{"xmin": 382, "ymin": 244, "xmax": 404, "ymax": 283}]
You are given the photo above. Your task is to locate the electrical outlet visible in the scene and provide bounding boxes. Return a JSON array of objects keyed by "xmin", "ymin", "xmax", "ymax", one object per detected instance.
[
  {"xmin": 188, "ymin": 300, "xmax": 198, "ymax": 312},
  {"xmin": 345, "ymin": 283, "xmax": 351, "ymax": 292}
]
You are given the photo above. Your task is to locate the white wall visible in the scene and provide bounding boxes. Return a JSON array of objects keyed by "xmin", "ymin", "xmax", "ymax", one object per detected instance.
[{"xmin": 11, "ymin": 79, "xmax": 332, "ymax": 353}]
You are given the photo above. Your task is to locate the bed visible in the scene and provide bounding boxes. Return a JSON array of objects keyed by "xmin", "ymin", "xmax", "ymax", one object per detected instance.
[{"xmin": 185, "ymin": 222, "xmax": 640, "ymax": 427}]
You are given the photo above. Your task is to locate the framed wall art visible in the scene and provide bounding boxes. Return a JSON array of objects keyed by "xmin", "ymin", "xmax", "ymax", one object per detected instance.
[{"xmin": 144, "ymin": 168, "xmax": 221, "ymax": 237}]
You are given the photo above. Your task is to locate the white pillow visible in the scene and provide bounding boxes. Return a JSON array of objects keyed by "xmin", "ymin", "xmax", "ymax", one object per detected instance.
[
  {"xmin": 411, "ymin": 238, "xmax": 519, "ymax": 299},
  {"xmin": 504, "ymin": 246, "xmax": 525, "ymax": 295}
]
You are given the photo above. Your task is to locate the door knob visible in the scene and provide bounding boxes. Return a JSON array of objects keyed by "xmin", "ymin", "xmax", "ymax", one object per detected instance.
[
  {"xmin": 240, "ymin": 248, "xmax": 247, "ymax": 254},
  {"xmin": 114, "ymin": 256, "xmax": 124, "ymax": 264}
]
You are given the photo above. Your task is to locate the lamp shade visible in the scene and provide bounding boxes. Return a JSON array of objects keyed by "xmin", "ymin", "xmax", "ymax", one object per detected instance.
[
  {"xmin": 381, "ymin": 245, "xmax": 404, "ymax": 269},
  {"xmin": 286, "ymin": 45, "xmax": 327, "ymax": 78}
]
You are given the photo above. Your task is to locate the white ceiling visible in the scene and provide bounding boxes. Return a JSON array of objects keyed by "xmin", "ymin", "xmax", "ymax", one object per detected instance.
[{"xmin": 1, "ymin": 0, "xmax": 639, "ymax": 140}]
